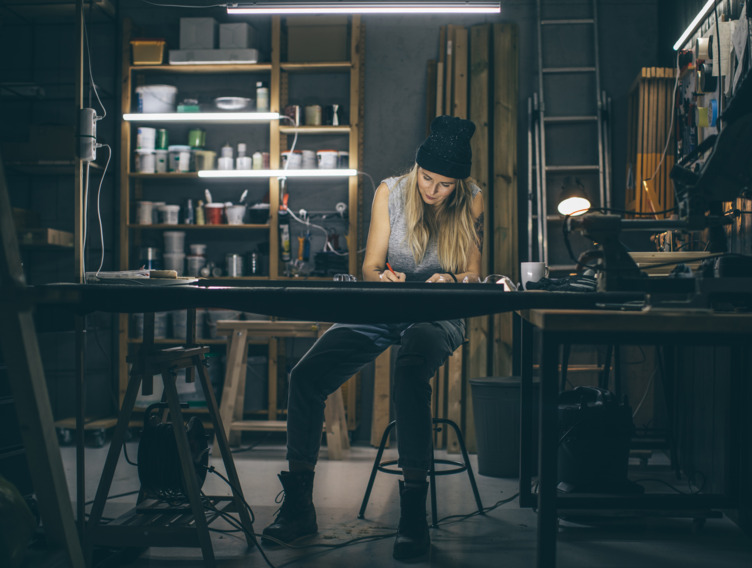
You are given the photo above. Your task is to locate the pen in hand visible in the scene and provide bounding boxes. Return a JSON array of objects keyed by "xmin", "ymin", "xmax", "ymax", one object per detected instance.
[{"xmin": 386, "ymin": 262, "xmax": 396, "ymax": 275}]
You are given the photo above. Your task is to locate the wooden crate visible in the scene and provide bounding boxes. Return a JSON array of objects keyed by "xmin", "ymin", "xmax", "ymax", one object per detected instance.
[{"xmin": 626, "ymin": 67, "xmax": 676, "ymax": 218}]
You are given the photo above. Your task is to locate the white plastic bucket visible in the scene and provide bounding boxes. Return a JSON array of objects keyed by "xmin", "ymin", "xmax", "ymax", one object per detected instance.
[
  {"xmin": 135, "ymin": 85, "xmax": 178, "ymax": 113},
  {"xmin": 136, "ymin": 126, "xmax": 156, "ymax": 150},
  {"xmin": 159, "ymin": 204, "xmax": 181, "ymax": 225},
  {"xmin": 135, "ymin": 150, "xmax": 156, "ymax": 173},
  {"xmin": 163, "ymin": 230, "xmax": 186, "ymax": 252},
  {"xmin": 163, "ymin": 252, "xmax": 185, "ymax": 275},
  {"xmin": 225, "ymin": 204, "xmax": 246, "ymax": 225},
  {"xmin": 317, "ymin": 149, "xmax": 339, "ymax": 169},
  {"xmin": 136, "ymin": 201, "xmax": 153, "ymax": 225},
  {"xmin": 155, "ymin": 149, "xmax": 168, "ymax": 173}
]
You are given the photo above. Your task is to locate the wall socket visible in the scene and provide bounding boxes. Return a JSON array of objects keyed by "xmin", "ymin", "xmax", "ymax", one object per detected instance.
[{"xmin": 78, "ymin": 108, "xmax": 97, "ymax": 162}]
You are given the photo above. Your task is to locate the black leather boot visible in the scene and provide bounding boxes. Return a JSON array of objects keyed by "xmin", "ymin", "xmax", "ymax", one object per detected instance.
[
  {"xmin": 262, "ymin": 471, "xmax": 318, "ymax": 544},
  {"xmin": 393, "ymin": 480, "xmax": 430, "ymax": 560}
]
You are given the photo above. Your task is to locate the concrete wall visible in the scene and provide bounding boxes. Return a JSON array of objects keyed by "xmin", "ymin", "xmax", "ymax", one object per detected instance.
[{"xmin": 0, "ymin": 0, "xmax": 661, "ymax": 429}]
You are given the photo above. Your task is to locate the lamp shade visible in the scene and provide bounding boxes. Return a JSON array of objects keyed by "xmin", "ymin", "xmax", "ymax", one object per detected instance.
[{"xmin": 557, "ymin": 177, "xmax": 591, "ymax": 216}]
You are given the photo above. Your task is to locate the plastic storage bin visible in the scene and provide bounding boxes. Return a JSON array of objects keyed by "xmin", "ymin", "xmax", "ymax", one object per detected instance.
[
  {"xmin": 470, "ymin": 376, "xmax": 539, "ymax": 478},
  {"xmin": 130, "ymin": 39, "xmax": 166, "ymax": 65}
]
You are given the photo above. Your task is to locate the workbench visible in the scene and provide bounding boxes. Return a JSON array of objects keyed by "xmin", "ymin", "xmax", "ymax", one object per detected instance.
[
  {"xmin": 518, "ymin": 308, "xmax": 752, "ymax": 568},
  {"xmin": 18, "ymin": 281, "xmax": 649, "ymax": 566}
]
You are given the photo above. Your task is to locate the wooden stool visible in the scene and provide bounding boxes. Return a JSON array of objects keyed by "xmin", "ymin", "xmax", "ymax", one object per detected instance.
[
  {"xmin": 213, "ymin": 320, "xmax": 350, "ymax": 459},
  {"xmin": 86, "ymin": 311, "xmax": 254, "ymax": 567}
]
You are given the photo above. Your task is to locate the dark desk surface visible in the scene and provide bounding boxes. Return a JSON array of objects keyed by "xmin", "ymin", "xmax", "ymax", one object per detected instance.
[
  {"xmin": 521, "ymin": 308, "xmax": 752, "ymax": 335},
  {"xmin": 31, "ymin": 281, "xmax": 646, "ymax": 323}
]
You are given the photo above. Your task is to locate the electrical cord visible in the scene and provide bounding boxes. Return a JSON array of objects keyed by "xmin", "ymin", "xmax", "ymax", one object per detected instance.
[
  {"xmin": 93, "ymin": 144, "xmax": 112, "ymax": 277},
  {"xmin": 204, "ymin": 465, "xmax": 515, "ymax": 561}
]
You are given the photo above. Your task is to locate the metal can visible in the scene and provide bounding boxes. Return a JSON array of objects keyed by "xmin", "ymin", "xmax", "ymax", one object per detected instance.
[
  {"xmin": 304, "ymin": 104, "xmax": 322, "ymax": 126},
  {"xmin": 156, "ymin": 128, "xmax": 169, "ymax": 150},
  {"xmin": 225, "ymin": 253, "xmax": 244, "ymax": 277}
]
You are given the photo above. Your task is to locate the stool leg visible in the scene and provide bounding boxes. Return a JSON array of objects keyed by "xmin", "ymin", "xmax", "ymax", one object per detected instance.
[
  {"xmin": 358, "ymin": 420, "xmax": 396, "ymax": 519},
  {"xmin": 439, "ymin": 419, "xmax": 484, "ymax": 516},
  {"xmin": 429, "ymin": 446, "xmax": 438, "ymax": 528}
]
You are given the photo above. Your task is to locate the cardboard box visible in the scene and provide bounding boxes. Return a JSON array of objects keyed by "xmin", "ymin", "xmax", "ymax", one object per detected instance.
[
  {"xmin": 180, "ymin": 17, "xmax": 217, "ymax": 50},
  {"xmin": 219, "ymin": 23, "xmax": 255, "ymax": 49},
  {"xmin": 17, "ymin": 228, "xmax": 74, "ymax": 248},
  {"xmin": 286, "ymin": 16, "xmax": 348, "ymax": 62}
]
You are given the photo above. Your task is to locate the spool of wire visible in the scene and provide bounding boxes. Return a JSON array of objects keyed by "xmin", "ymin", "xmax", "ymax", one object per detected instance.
[{"xmin": 137, "ymin": 402, "xmax": 209, "ymax": 499}]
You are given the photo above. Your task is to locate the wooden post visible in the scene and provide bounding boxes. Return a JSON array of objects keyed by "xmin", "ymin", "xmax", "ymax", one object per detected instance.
[
  {"xmin": 0, "ymin": 155, "xmax": 85, "ymax": 566},
  {"xmin": 492, "ymin": 23, "xmax": 519, "ymax": 377}
]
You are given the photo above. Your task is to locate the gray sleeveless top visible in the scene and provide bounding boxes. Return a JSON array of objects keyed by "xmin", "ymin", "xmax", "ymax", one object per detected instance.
[{"xmin": 383, "ymin": 175, "xmax": 481, "ymax": 278}]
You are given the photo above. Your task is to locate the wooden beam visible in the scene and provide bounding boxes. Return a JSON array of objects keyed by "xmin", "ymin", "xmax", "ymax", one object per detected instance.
[
  {"xmin": 0, "ymin": 155, "xmax": 84, "ymax": 565},
  {"xmin": 492, "ymin": 23, "xmax": 519, "ymax": 377},
  {"xmin": 465, "ymin": 23, "xmax": 493, "ymax": 452},
  {"xmin": 452, "ymin": 26, "xmax": 468, "ymax": 119}
]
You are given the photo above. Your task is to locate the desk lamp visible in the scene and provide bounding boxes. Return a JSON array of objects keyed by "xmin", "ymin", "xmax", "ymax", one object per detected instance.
[{"xmin": 557, "ymin": 177, "xmax": 591, "ymax": 216}]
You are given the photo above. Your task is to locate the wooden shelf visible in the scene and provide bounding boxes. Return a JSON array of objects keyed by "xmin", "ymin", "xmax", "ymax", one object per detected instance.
[
  {"xmin": 7, "ymin": 160, "xmax": 103, "ymax": 175},
  {"xmin": 279, "ymin": 125, "xmax": 351, "ymax": 135},
  {"xmin": 130, "ymin": 63, "xmax": 272, "ymax": 74},
  {"xmin": 127, "ymin": 223, "xmax": 270, "ymax": 230},
  {"xmin": 280, "ymin": 61, "xmax": 352, "ymax": 72}
]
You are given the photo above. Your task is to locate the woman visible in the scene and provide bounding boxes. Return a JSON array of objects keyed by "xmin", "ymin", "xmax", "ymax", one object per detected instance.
[{"xmin": 263, "ymin": 116, "xmax": 484, "ymax": 560}]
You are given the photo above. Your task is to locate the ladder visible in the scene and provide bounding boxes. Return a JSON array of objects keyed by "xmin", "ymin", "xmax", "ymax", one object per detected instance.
[{"xmin": 530, "ymin": 0, "xmax": 612, "ymax": 271}]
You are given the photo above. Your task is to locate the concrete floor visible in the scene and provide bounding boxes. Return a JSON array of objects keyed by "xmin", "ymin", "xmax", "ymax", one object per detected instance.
[{"xmin": 60, "ymin": 438, "xmax": 752, "ymax": 568}]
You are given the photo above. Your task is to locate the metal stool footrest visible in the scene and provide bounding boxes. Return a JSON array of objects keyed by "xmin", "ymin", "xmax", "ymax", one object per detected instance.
[{"xmin": 358, "ymin": 418, "xmax": 484, "ymax": 527}]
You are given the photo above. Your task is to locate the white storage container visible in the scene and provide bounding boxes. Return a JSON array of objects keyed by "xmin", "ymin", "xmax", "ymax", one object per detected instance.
[{"xmin": 135, "ymin": 85, "xmax": 177, "ymax": 113}]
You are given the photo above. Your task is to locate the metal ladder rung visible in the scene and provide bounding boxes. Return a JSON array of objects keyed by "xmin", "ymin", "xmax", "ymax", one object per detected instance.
[
  {"xmin": 541, "ymin": 19, "xmax": 594, "ymax": 25},
  {"xmin": 544, "ymin": 115, "xmax": 598, "ymax": 123},
  {"xmin": 545, "ymin": 164, "xmax": 600, "ymax": 172},
  {"xmin": 542, "ymin": 67, "xmax": 596, "ymax": 74}
]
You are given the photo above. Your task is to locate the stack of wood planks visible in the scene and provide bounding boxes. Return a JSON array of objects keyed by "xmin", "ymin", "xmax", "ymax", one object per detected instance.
[
  {"xmin": 625, "ymin": 67, "xmax": 676, "ymax": 218},
  {"xmin": 425, "ymin": 23, "xmax": 518, "ymax": 452}
]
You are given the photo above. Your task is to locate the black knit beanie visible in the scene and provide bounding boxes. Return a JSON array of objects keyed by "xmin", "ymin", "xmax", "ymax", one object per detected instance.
[{"xmin": 415, "ymin": 115, "xmax": 475, "ymax": 179}]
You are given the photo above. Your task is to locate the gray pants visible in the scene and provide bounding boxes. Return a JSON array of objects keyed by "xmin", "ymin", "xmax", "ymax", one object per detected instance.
[{"xmin": 285, "ymin": 320, "xmax": 465, "ymax": 471}]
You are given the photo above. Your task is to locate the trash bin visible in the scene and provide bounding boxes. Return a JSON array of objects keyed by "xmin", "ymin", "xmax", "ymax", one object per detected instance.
[{"xmin": 470, "ymin": 376, "xmax": 539, "ymax": 478}]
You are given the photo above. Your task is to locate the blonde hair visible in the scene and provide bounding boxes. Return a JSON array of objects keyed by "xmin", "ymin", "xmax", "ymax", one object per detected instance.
[{"xmin": 402, "ymin": 164, "xmax": 478, "ymax": 273}]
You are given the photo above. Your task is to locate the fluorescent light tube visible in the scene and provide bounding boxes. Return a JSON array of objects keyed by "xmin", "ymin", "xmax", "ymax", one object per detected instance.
[
  {"xmin": 673, "ymin": 0, "xmax": 715, "ymax": 51},
  {"xmin": 227, "ymin": 1, "xmax": 500, "ymax": 15},
  {"xmin": 124, "ymin": 112, "xmax": 280, "ymax": 122},
  {"xmin": 198, "ymin": 168, "xmax": 358, "ymax": 178}
]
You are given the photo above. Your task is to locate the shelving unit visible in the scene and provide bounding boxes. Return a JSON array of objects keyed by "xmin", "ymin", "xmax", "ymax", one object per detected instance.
[{"xmin": 117, "ymin": 16, "xmax": 365, "ymax": 416}]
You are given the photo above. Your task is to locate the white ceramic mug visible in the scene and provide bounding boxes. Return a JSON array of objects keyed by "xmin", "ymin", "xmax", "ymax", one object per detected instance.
[{"xmin": 521, "ymin": 261, "xmax": 549, "ymax": 290}]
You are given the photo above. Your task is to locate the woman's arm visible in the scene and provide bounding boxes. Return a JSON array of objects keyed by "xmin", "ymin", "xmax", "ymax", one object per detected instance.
[{"xmin": 362, "ymin": 183, "xmax": 406, "ymax": 282}]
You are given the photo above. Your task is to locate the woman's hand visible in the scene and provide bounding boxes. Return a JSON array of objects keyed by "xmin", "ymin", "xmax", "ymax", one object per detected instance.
[
  {"xmin": 425, "ymin": 273, "xmax": 454, "ymax": 283},
  {"xmin": 379, "ymin": 269, "xmax": 406, "ymax": 282}
]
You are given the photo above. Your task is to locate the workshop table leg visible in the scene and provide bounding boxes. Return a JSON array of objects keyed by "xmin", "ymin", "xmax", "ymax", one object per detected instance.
[
  {"xmin": 519, "ymin": 316, "xmax": 535, "ymax": 508},
  {"xmin": 537, "ymin": 332, "xmax": 560, "ymax": 568}
]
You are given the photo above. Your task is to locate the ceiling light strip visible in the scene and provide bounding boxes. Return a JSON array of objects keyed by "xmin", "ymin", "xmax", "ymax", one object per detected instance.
[
  {"xmin": 673, "ymin": 0, "xmax": 715, "ymax": 51},
  {"xmin": 198, "ymin": 168, "xmax": 358, "ymax": 178},
  {"xmin": 227, "ymin": 2, "xmax": 500, "ymax": 15},
  {"xmin": 123, "ymin": 112, "xmax": 280, "ymax": 122}
]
